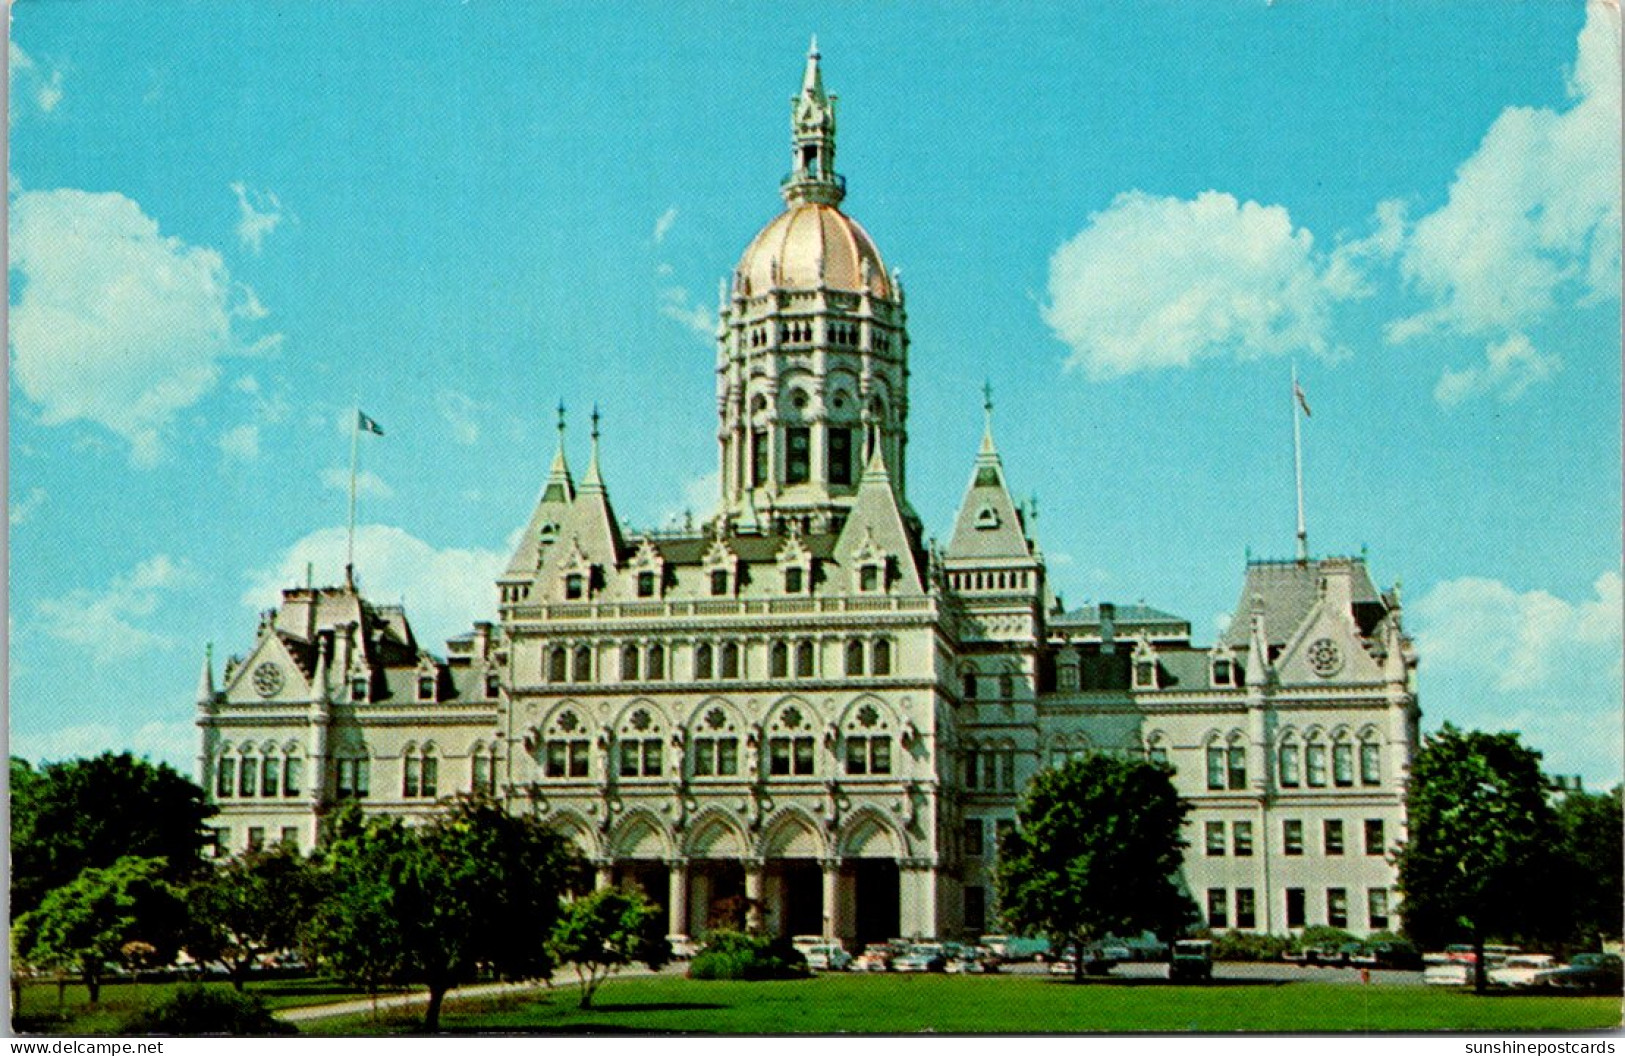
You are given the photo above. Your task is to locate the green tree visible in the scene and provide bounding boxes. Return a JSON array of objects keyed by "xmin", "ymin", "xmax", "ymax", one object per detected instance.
[
  {"xmin": 308, "ymin": 798, "xmax": 582, "ymax": 1031},
  {"xmin": 1395, "ymin": 724, "xmax": 1560, "ymax": 992},
  {"xmin": 1554, "ymin": 785, "xmax": 1623, "ymax": 950},
  {"xmin": 10, "ymin": 753, "xmax": 215, "ymax": 917},
  {"xmin": 994, "ymin": 755, "xmax": 1197, "ymax": 983},
  {"xmin": 548, "ymin": 887, "xmax": 671, "ymax": 1008},
  {"xmin": 12, "ymin": 856, "xmax": 184, "ymax": 1004},
  {"xmin": 183, "ymin": 847, "xmax": 319, "ymax": 991}
]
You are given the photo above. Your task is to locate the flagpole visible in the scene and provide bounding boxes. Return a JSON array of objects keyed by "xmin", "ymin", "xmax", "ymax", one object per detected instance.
[
  {"xmin": 346, "ymin": 406, "xmax": 359, "ymax": 587},
  {"xmin": 1292, "ymin": 361, "xmax": 1308, "ymax": 563}
]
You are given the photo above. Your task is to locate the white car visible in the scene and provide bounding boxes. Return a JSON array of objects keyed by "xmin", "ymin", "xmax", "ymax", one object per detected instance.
[
  {"xmin": 1423, "ymin": 962, "xmax": 1471, "ymax": 987},
  {"xmin": 804, "ymin": 943, "xmax": 853, "ymax": 972},
  {"xmin": 1489, "ymin": 954, "xmax": 1559, "ymax": 988}
]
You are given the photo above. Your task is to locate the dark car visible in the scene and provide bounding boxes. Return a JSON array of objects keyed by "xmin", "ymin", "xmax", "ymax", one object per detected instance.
[
  {"xmin": 1364, "ymin": 940, "xmax": 1424, "ymax": 971},
  {"xmin": 1538, "ymin": 953, "xmax": 1624, "ymax": 993}
]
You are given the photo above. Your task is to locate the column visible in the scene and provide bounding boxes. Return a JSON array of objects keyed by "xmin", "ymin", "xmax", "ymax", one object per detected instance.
[
  {"xmin": 821, "ymin": 858, "xmax": 840, "ymax": 941},
  {"xmin": 667, "ymin": 859, "xmax": 690, "ymax": 944},
  {"xmin": 595, "ymin": 861, "xmax": 614, "ymax": 891},
  {"xmin": 744, "ymin": 857, "xmax": 765, "ymax": 933}
]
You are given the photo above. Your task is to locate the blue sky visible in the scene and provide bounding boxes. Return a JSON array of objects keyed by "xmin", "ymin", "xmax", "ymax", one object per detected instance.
[{"xmin": 9, "ymin": 2, "xmax": 1621, "ymax": 786}]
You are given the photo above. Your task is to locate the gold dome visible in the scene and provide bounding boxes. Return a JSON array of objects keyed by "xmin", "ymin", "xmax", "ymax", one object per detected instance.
[{"xmin": 735, "ymin": 202, "xmax": 892, "ymax": 299}]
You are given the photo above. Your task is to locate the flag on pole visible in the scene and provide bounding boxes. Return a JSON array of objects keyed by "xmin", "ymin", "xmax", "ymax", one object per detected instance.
[
  {"xmin": 357, "ymin": 410, "xmax": 385, "ymax": 436},
  {"xmin": 1293, "ymin": 381, "xmax": 1312, "ymax": 418}
]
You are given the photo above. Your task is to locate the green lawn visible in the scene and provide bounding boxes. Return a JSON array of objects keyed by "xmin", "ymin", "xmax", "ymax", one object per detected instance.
[
  {"xmin": 305, "ymin": 973, "xmax": 1623, "ymax": 1035},
  {"xmin": 12, "ymin": 976, "xmax": 414, "ymax": 1035}
]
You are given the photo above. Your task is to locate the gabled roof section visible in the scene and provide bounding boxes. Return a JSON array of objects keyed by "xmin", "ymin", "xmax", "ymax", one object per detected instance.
[
  {"xmin": 561, "ymin": 417, "xmax": 626, "ymax": 568},
  {"xmin": 833, "ymin": 443, "xmax": 925, "ymax": 593},
  {"xmin": 946, "ymin": 409, "xmax": 1032, "ymax": 561}
]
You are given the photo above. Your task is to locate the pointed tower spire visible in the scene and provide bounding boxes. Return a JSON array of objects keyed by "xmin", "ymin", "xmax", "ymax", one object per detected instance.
[
  {"xmin": 946, "ymin": 387, "xmax": 1034, "ymax": 560},
  {"xmin": 980, "ymin": 380, "xmax": 996, "ymax": 456},
  {"xmin": 542, "ymin": 400, "xmax": 575, "ymax": 504},
  {"xmin": 195, "ymin": 644, "xmax": 215, "ymax": 705},
  {"xmin": 783, "ymin": 36, "xmax": 843, "ymax": 207},
  {"xmin": 581, "ymin": 404, "xmax": 605, "ymax": 493}
]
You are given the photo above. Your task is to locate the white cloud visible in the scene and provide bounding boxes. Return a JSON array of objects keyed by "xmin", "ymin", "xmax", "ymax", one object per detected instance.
[
  {"xmin": 1042, "ymin": 191, "xmax": 1353, "ymax": 379},
  {"xmin": 321, "ymin": 466, "xmax": 393, "ymax": 499},
  {"xmin": 1414, "ymin": 570, "xmax": 1622, "ymax": 693},
  {"xmin": 437, "ymin": 389, "xmax": 481, "ymax": 445},
  {"xmin": 10, "ymin": 487, "xmax": 47, "ymax": 526},
  {"xmin": 218, "ymin": 423, "xmax": 261, "ymax": 464},
  {"xmin": 230, "ymin": 182, "xmax": 284, "ymax": 254},
  {"xmin": 652, "ymin": 206, "xmax": 679, "ymax": 244},
  {"xmin": 659, "ymin": 471, "xmax": 720, "ymax": 527},
  {"xmin": 9, "ymin": 42, "xmax": 64, "ymax": 115},
  {"xmin": 1411, "ymin": 569, "xmax": 1623, "ymax": 782},
  {"xmin": 1433, "ymin": 333, "xmax": 1561, "ymax": 408},
  {"xmin": 34, "ymin": 555, "xmax": 197, "ymax": 665},
  {"xmin": 658, "ymin": 286, "xmax": 715, "ymax": 337},
  {"xmin": 9, "ymin": 189, "xmax": 278, "ymax": 466},
  {"xmin": 243, "ymin": 525, "xmax": 507, "ymax": 648},
  {"xmin": 1389, "ymin": 2, "xmax": 1621, "ymax": 342}
]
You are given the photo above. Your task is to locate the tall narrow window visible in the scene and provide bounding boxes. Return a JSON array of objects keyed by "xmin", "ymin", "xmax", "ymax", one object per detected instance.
[
  {"xmin": 1207, "ymin": 888, "xmax": 1229, "ymax": 929},
  {"xmin": 565, "ymin": 574, "xmax": 585, "ymax": 600},
  {"xmin": 646, "ymin": 644, "xmax": 665, "ymax": 681},
  {"xmin": 964, "ymin": 750, "xmax": 980, "ymax": 789},
  {"xmin": 239, "ymin": 757, "xmax": 258, "ymax": 797},
  {"xmin": 963, "ymin": 672, "xmax": 978, "ymax": 699},
  {"xmin": 784, "ymin": 567, "xmax": 804, "ymax": 594},
  {"xmin": 1324, "ymin": 819, "xmax": 1345, "ymax": 856},
  {"xmin": 710, "ymin": 569, "xmax": 729, "ymax": 596},
  {"xmin": 621, "ymin": 644, "xmax": 640, "ymax": 681},
  {"xmin": 404, "ymin": 755, "xmax": 422, "ymax": 797},
  {"xmin": 473, "ymin": 754, "xmax": 490, "ymax": 794},
  {"xmin": 1227, "ymin": 745, "xmax": 1248, "ymax": 790},
  {"xmin": 1305, "ymin": 742, "xmax": 1328, "ymax": 787},
  {"xmin": 999, "ymin": 749, "xmax": 1016, "ymax": 791},
  {"xmin": 637, "ymin": 571, "xmax": 657, "ymax": 598},
  {"xmin": 1235, "ymin": 888, "xmax": 1257, "ymax": 929},
  {"xmin": 751, "ymin": 430, "xmax": 769, "ymax": 487},
  {"xmin": 720, "ymin": 641, "xmax": 740, "ymax": 679},
  {"xmin": 695, "ymin": 643, "xmax": 714, "ymax": 680},
  {"xmin": 770, "ymin": 642, "xmax": 789, "ymax": 678},
  {"xmin": 1327, "ymin": 888, "xmax": 1349, "ymax": 929},
  {"xmin": 216, "ymin": 758, "xmax": 234, "ymax": 798},
  {"xmin": 573, "ymin": 645, "xmax": 592, "ymax": 682},
  {"xmin": 828, "ymin": 427, "xmax": 853, "ymax": 486},
  {"xmin": 283, "ymin": 757, "xmax": 302, "ymax": 797},
  {"xmin": 795, "ymin": 641, "xmax": 814, "ymax": 677},
  {"xmin": 786, "ymin": 427, "xmax": 811, "ymax": 484},
  {"xmin": 964, "ymin": 818, "xmax": 984, "ymax": 857},
  {"xmin": 964, "ymin": 886, "xmax": 987, "ymax": 933},
  {"xmin": 1368, "ymin": 889, "xmax": 1390, "ymax": 930},
  {"xmin": 872, "ymin": 639, "xmax": 892, "ymax": 676},
  {"xmin": 1233, "ymin": 820, "xmax": 1254, "ymax": 857},
  {"xmin": 1333, "ymin": 742, "xmax": 1354, "ymax": 787},
  {"xmin": 549, "ymin": 647, "xmax": 568, "ymax": 683},
  {"xmin": 1286, "ymin": 888, "xmax": 1306, "ymax": 928},
  {"xmin": 1205, "ymin": 821, "xmax": 1226, "ymax": 856},
  {"xmin": 845, "ymin": 639, "xmax": 866, "ymax": 676},
  {"xmin": 1283, "ymin": 819, "xmax": 1304, "ymax": 856},
  {"xmin": 421, "ymin": 754, "xmax": 438, "ymax": 797},
  {"xmin": 261, "ymin": 757, "xmax": 279, "ymax": 798},
  {"xmin": 1365, "ymin": 818, "xmax": 1386, "ymax": 856},
  {"xmin": 859, "ymin": 564, "xmax": 880, "ymax": 592},
  {"xmin": 1278, "ymin": 743, "xmax": 1301, "ymax": 788},
  {"xmin": 1206, "ymin": 745, "xmax": 1226, "ymax": 791},
  {"xmin": 1360, "ymin": 742, "xmax": 1382, "ymax": 785}
]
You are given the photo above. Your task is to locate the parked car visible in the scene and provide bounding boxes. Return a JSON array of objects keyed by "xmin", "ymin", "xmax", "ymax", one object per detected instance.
[
  {"xmin": 945, "ymin": 946, "xmax": 999, "ymax": 974},
  {"xmin": 1422, "ymin": 961, "xmax": 1471, "ymax": 987},
  {"xmin": 1536, "ymin": 953, "xmax": 1624, "ymax": 993},
  {"xmin": 1362, "ymin": 940, "xmax": 1424, "ymax": 971},
  {"xmin": 982, "ymin": 934, "xmax": 1051, "ymax": 962},
  {"xmin": 790, "ymin": 935, "xmax": 827, "ymax": 958},
  {"xmin": 804, "ymin": 943, "xmax": 853, "ymax": 972},
  {"xmin": 853, "ymin": 944, "xmax": 894, "ymax": 972},
  {"xmin": 893, "ymin": 944, "xmax": 948, "ymax": 973},
  {"xmin": 1168, "ymin": 939, "xmax": 1213, "ymax": 983},
  {"xmin": 1488, "ymin": 954, "xmax": 1559, "ymax": 988}
]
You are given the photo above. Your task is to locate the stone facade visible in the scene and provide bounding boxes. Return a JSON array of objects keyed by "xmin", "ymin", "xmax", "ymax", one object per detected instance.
[{"xmin": 195, "ymin": 41, "xmax": 1420, "ymax": 949}]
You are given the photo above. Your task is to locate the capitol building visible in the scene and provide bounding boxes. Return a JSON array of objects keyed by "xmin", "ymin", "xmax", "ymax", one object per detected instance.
[{"xmin": 195, "ymin": 43, "xmax": 1420, "ymax": 949}]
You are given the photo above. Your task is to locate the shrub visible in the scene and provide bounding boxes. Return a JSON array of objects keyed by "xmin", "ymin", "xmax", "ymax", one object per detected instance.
[
  {"xmin": 687, "ymin": 931, "xmax": 808, "ymax": 981},
  {"xmin": 1209, "ymin": 932, "xmax": 1292, "ymax": 962},
  {"xmin": 1292, "ymin": 925, "xmax": 1357, "ymax": 952},
  {"xmin": 121, "ymin": 985, "xmax": 295, "ymax": 1035}
]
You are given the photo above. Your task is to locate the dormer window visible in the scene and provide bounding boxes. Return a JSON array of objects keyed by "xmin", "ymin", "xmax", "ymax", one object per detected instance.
[
  {"xmin": 1212, "ymin": 658, "xmax": 1234, "ymax": 687},
  {"xmin": 351, "ymin": 677, "xmax": 369, "ymax": 702},
  {"xmin": 417, "ymin": 675, "xmax": 436, "ymax": 701},
  {"xmin": 1133, "ymin": 660, "xmax": 1156, "ymax": 689},
  {"xmin": 975, "ymin": 505, "xmax": 1000, "ymax": 530},
  {"xmin": 859, "ymin": 565, "xmax": 880, "ymax": 592},
  {"xmin": 710, "ymin": 570, "xmax": 730, "ymax": 596},
  {"xmin": 784, "ymin": 567, "xmax": 804, "ymax": 594},
  {"xmin": 485, "ymin": 672, "xmax": 501, "ymax": 699},
  {"xmin": 565, "ymin": 574, "xmax": 585, "ymax": 600},
  {"xmin": 637, "ymin": 571, "xmax": 657, "ymax": 598}
]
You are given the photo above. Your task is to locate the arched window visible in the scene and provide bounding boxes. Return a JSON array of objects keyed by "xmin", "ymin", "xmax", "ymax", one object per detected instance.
[
  {"xmin": 215, "ymin": 752, "xmax": 235, "ymax": 798},
  {"xmin": 721, "ymin": 641, "xmax": 741, "ymax": 679},
  {"xmin": 691, "ymin": 705, "xmax": 741, "ymax": 778},
  {"xmin": 470, "ymin": 743, "xmax": 499, "ymax": 796},
  {"xmin": 335, "ymin": 754, "xmax": 370, "ymax": 799},
  {"xmin": 845, "ymin": 639, "xmax": 866, "ymax": 676},
  {"xmin": 617, "ymin": 707, "xmax": 664, "ymax": 778},
  {"xmin": 572, "ymin": 645, "xmax": 592, "ymax": 682},
  {"xmin": 542, "ymin": 710, "xmax": 590, "ymax": 779},
  {"xmin": 238, "ymin": 752, "xmax": 258, "ymax": 797},
  {"xmin": 1277, "ymin": 734, "xmax": 1301, "ymax": 789},
  {"xmin": 1332, "ymin": 734, "xmax": 1355, "ymax": 787},
  {"xmin": 1144, "ymin": 734, "xmax": 1169, "ymax": 767},
  {"xmin": 621, "ymin": 644, "xmax": 640, "ymax": 682},
  {"xmin": 695, "ymin": 643, "xmax": 714, "ymax": 680},
  {"xmin": 795, "ymin": 640, "xmax": 815, "ymax": 677},
  {"xmin": 1359, "ymin": 736, "xmax": 1382, "ymax": 786},
  {"xmin": 766, "ymin": 705, "xmax": 815, "ymax": 777},
  {"xmin": 843, "ymin": 701, "xmax": 893, "ymax": 777},
  {"xmin": 260, "ymin": 751, "xmax": 280, "ymax": 798},
  {"xmin": 646, "ymin": 643, "xmax": 665, "ymax": 682},
  {"xmin": 548, "ymin": 646, "xmax": 568, "ymax": 683},
  {"xmin": 770, "ymin": 641, "xmax": 789, "ymax": 679},
  {"xmin": 282, "ymin": 753, "xmax": 303, "ymax": 798},
  {"xmin": 963, "ymin": 671, "xmax": 978, "ymax": 699},
  {"xmin": 872, "ymin": 639, "xmax": 892, "ymax": 676},
  {"xmin": 1205, "ymin": 739, "xmax": 1225, "ymax": 791},
  {"xmin": 998, "ymin": 673, "xmax": 1014, "ymax": 700},
  {"xmin": 1305, "ymin": 735, "xmax": 1328, "ymax": 787}
]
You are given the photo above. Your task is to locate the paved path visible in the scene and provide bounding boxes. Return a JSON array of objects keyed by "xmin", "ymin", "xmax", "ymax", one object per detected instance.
[{"xmin": 278, "ymin": 966, "xmax": 663, "ymax": 1024}]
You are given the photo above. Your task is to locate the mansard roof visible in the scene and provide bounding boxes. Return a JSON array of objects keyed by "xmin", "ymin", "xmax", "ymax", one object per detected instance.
[{"xmin": 1220, "ymin": 556, "xmax": 1387, "ymax": 649}]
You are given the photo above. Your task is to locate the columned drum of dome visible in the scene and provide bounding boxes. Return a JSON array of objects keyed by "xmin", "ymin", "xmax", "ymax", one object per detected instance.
[{"xmin": 717, "ymin": 39, "xmax": 910, "ymax": 531}]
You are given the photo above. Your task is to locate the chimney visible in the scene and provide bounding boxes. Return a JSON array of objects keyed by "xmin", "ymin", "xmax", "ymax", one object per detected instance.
[{"xmin": 1099, "ymin": 602, "xmax": 1116, "ymax": 654}]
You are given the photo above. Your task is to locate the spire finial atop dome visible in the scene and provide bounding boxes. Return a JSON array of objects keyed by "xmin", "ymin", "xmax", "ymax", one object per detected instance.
[
  {"xmin": 981, "ymin": 380, "xmax": 998, "ymax": 456},
  {"xmin": 783, "ymin": 39, "xmax": 843, "ymax": 207}
]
